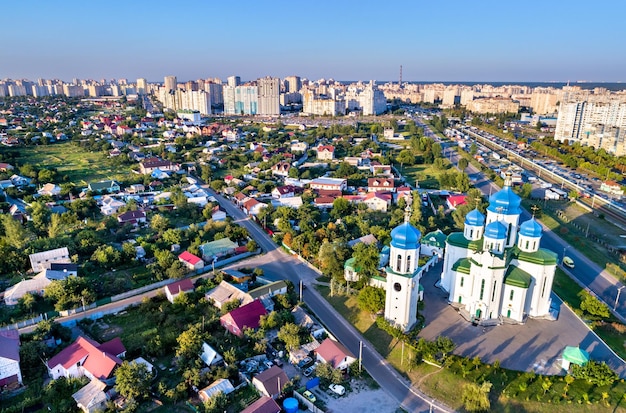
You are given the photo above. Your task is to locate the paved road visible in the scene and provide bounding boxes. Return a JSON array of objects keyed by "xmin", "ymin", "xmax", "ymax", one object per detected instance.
[{"xmin": 207, "ymin": 188, "xmax": 449, "ymax": 412}]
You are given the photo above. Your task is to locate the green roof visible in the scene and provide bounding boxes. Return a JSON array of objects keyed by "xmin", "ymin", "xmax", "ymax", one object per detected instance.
[
  {"xmin": 504, "ymin": 265, "xmax": 532, "ymax": 288},
  {"xmin": 512, "ymin": 246, "xmax": 558, "ymax": 265},
  {"xmin": 446, "ymin": 232, "xmax": 483, "ymax": 252},
  {"xmin": 200, "ymin": 238, "xmax": 238, "ymax": 257},
  {"xmin": 422, "ymin": 230, "xmax": 447, "ymax": 248},
  {"xmin": 562, "ymin": 346, "xmax": 589, "ymax": 366},
  {"xmin": 249, "ymin": 280, "xmax": 288, "ymax": 299},
  {"xmin": 88, "ymin": 180, "xmax": 119, "ymax": 191},
  {"xmin": 344, "ymin": 257, "xmax": 362, "ymax": 272},
  {"xmin": 451, "ymin": 258, "xmax": 471, "ymax": 274}
]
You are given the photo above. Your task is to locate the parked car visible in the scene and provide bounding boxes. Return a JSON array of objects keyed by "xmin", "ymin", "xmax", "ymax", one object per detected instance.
[
  {"xmin": 274, "ymin": 358, "xmax": 283, "ymax": 367},
  {"xmin": 329, "ymin": 383, "xmax": 345, "ymax": 396},
  {"xmin": 264, "ymin": 360, "xmax": 273, "ymax": 369},
  {"xmin": 297, "ymin": 357, "xmax": 312, "ymax": 368},
  {"xmin": 303, "ymin": 390, "xmax": 316, "ymax": 403},
  {"xmin": 303, "ymin": 366, "xmax": 314, "ymax": 377}
]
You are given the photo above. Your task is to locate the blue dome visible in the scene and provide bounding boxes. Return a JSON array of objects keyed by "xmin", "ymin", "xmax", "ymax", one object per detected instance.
[
  {"xmin": 390, "ymin": 222, "xmax": 421, "ymax": 249},
  {"xmin": 487, "ymin": 186, "xmax": 522, "ymax": 215},
  {"xmin": 465, "ymin": 208, "xmax": 485, "ymax": 226},
  {"xmin": 519, "ymin": 218, "xmax": 542, "ymax": 238},
  {"xmin": 484, "ymin": 221, "xmax": 507, "ymax": 239}
]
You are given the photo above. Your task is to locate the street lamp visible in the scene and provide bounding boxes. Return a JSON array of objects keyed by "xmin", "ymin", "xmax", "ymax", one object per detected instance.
[
  {"xmin": 562, "ymin": 245, "xmax": 571, "ymax": 264},
  {"xmin": 614, "ymin": 285, "xmax": 625, "ymax": 311}
]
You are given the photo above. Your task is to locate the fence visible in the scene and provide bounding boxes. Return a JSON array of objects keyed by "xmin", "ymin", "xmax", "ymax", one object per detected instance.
[
  {"xmin": 0, "ymin": 314, "xmax": 43, "ymax": 331},
  {"xmin": 111, "ymin": 278, "xmax": 176, "ymax": 302}
]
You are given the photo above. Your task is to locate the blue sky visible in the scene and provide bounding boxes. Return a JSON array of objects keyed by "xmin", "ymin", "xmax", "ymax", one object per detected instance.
[{"xmin": 2, "ymin": 0, "xmax": 625, "ymax": 83}]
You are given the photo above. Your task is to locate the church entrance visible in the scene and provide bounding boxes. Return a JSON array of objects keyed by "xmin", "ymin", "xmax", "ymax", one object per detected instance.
[
  {"xmin": 506, "ymin": 309, "xmax": 511, "ymax": 318},
  {"xmin": 475, "ymin": 309, "xmax": 482, "ymax": 318}
]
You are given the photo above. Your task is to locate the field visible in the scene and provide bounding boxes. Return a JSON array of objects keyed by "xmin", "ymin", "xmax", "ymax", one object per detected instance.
[{"xmin": 3, "ymin": 142, "xmax": 132, "ymax": 184}]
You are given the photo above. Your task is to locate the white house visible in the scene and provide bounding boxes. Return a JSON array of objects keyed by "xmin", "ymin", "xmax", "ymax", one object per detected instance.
[
  {"xmin": 315, "ymin": 338, "xmax": 356, "ymax": 371},
  {"xmin": 29, "ymin": 247, "xmax": 70, "ymax": 272},
  {"xmin": 100, "ymin": 196, "xmax": 126, "ymax": 216},
  {"xmin": 0, "ymin": 330, "xmax": 22, "ymax": 387},
  {"xmin": 38, "ymin": 183, "xmax": 61, "ymax": 196},
  {"xmin": 164, "ymin": 279, "xmax": 195, "ymax": 303}
]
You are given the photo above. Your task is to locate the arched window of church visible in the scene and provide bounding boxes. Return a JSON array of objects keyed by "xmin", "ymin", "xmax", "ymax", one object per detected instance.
[
  {"xmin": 509, "ymin": 290, "xmax": 514, "ymax": 300},
  {"xmin": 491, "ymin": 280, "xmax": 497, "ymax": 302},
  {"xmin": 479, "ymin": 279, "xmax": 485, "ymax": 300},
  {"xmin": 460, "ymin": 277, "xmax": 464, "ymax": 287},
  {"xmin": 533, "ymin": 241, "xmax": 536, "ymax": 250},
  {"xmin": 525, "ymin": 240, "xmax": 529, "ymax": 249},
  {"xmin": 507, "ymin": 223, "xmax": 513, "ymax": 245},
  {"xmin": 469, "ymin": 229, "xmax": 473, "ymax": 238},
  {"xmin": 406, "ymin": 254, "xmax": 411, "ymax": 273},
  {"xmin": 541, "ymin": 277, "xmax": 547, "ymax": 298},
  {"xmin": 396, "ymin": 254, "xmax": 402, "ymax": 272}
]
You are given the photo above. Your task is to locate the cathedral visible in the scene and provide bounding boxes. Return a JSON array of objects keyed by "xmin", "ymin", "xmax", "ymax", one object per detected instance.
[{"xmin": 440, "ymin": 175, "xmax": 558, "ymax": 324}]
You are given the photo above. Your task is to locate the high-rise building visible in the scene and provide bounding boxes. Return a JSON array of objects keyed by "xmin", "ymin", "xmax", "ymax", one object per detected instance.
[
  {"xmin": 227, "ymin": 76, "xmax": 241, "ymax": 88},
  {"xmin": 284, "ymin": 76, "xmax": 301, "ymax": 93},
  {"xmin": 235, "ymin": 85, "xmax": 258, "ymax": 115},
  {"xmin": 257, "ymin": 76, "xmax": 280, "ymax": 116},
  {"xmin": 164, "ymin": 75, "xmax": 177, "ymax": 93},
  {"xmin": 223, "ymin": 85, "xmax": 236, "ymax": 115},
  {"xmin": 137, "ymin": 78, "xmax": 148, "ymax": 95}
]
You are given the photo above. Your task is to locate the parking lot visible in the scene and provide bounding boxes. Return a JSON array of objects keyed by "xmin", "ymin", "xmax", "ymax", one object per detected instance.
[{"xmin": 308, "ymin": 379, "xmax": 400, "ymax": 413}]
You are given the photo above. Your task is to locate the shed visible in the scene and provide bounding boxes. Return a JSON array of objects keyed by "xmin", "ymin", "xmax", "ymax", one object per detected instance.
[{"xmin": 561, "ymin": 346, "xmax": 589, "ymax": 371}]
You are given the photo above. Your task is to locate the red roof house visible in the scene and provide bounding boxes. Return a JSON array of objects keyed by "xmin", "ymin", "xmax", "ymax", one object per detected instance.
[
  {"xmin": 240, "ymin": 396, "xmax": 281, "ymax": 413},
  {"xmin": 220, "ymin": 300, "xmax": 267, "ymax": 337},
  {"xmin": 117, "ymin": 210, "xmax": 147, "ymax": 226},
  {"xmin": 315, "ymin": 338, "xmax": 356, "ymax": 370},
  {"xmin": 178, "ymin": 251, "xmax": 205, "ymax": 271},
  {"xmin": 164, "ymin": 279, "xmax": 195, "ymax": 303},
  {"xmin": 446, "ymin": 194, "xmax": 467, "ymax": 209},
  {"xmin": 47, "ymin": 336, "xmax": 126, "ymax": 381}
]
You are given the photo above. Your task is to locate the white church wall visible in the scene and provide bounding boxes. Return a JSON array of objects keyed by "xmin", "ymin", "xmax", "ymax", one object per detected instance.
[{"xmin": 500, "ymin": 284, "xmax": 526, "ymax": 321}]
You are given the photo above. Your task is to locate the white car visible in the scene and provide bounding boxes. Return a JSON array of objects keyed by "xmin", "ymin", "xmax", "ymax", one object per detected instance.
[{"xmin": 329, "ymin": 383, "xmax": 345, "ymax": 396}]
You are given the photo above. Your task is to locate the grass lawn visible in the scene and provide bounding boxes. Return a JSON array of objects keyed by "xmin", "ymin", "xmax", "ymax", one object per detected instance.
[
  {"xmin": 398, "ymin": 163, "xmax": 451, "ymax": 189},
  {"xmin": 5, "ymin": 142, "xmax": 132, "ymax": 184}
]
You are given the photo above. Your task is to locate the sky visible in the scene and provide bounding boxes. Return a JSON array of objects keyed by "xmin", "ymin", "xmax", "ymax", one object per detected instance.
[{"xmin": 2, "ymin": 0, "xmax": 626, "ymax": 83}]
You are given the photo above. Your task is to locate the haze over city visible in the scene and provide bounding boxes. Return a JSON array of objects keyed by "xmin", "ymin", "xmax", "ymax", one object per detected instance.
[{"xmin": 2, "ymin": 0, "xmax": 626, "ymax": 82}]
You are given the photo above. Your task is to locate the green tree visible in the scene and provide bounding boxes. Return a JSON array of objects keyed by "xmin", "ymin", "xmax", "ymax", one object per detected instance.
[
  {"xmin": 176, "ymin": 324, "xmax": 204, "ymax": 364},
  {"xmin": 318, "ymin": 240, "xmax": 345, "ymax": 279},
  {"xmin": 28, "ymin": 201, "xmax": 51, "ymax": 234},
  {"xmin": 203, "ymin": 391, "xmax": 228, "ymax": 413},
  {"xmin": 44, "ymin": 276, "xmax": 96, "ymax": 311},
  {"xmin": 357, "ymin": 286, "xmax": 386, "ymax": 313},
  {"xmin": 351, "ymin": 242, "xmax": 380, "ymax": 281},
  {"xmin": 115, "ymin": 361, "xmax": 152, "ymax": 402},
  {"xmin": 330, "ymin": 197, "xmax": 352, "ymax": 220},
  {"xmin": 151, "ymin": 213, "xmax": 171, "ymax": 233},
  {"xmin": 519, "ymin": 183, "xmax": 533, "ymax": 199},
  {"xmin": 91, "ymin": 245, "xmax": 122, "ymax": 268},
  {"xmin": 461, "ymin": 381, "xmax": 492, "ymax": 412},
  {"xmin": 1, "ymin": 215, "xmax": 32, "ymax": 249},
  {"xmin": 572, "ymin": 360, "xmax": 617, "ymax": 386},
  {"xmin": 578, "ymin": 290, "xmax": 610, "ymax": 318},
  {"xmin": 458, "ymin": 157, "xmax": 469, "ymax": 171},
  {"xmin": 278, "ymin": 322, "xmax": 302, "ymax": 351},
  {"xmin": 396, "ymin": 150, "xmax": 415, "ymax": 167}
]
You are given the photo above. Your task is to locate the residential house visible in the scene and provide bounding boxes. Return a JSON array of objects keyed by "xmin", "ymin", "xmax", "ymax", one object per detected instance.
[
  {"xmin": 4, "ymin": 266, "xmax": 77, "ymax": 305},
  {"xmin": 271, "ymin": 161, "xmax": 291, "ymax": 177},
  {"xmin": 347, "ymin": 234, "xmax": 378, "ymax": 248},
  {"xmin": 271, "ymin": 196, "xmax": 303, "ymax": 209},
  {"xmin": 314, "ymin": 196, "xmax": 336, "ymax": 208},
  {"xmin": 88, "ymin": 180, "xmax": 120, "ymax": 193},
  {"xmin": 164, "ymin": 279, "xmax": 195, "ymax": 303},
  {"xmin": 117, "ymin": 210, "xmax": 147, "ymax": 226},
  {"xmin": 38, "ymin": 183, "xmax": 61, "ymax": 196},
  {"xmin": 315, "ymin": 338, "xmax": 356, "ymax": 370},
  {"xmin": 139, "ymin": 157, "xmax": 180, "ymax": 175},
  {"xmin": 248, "ymin": 280, "xmax": 289, "ymax": 312},
  {"xmin": 199, "ymin": 378, "xmax": 235, "ymax": 402},
  {"xmin": 252, "ymin": 366, "xmax": 288, "ymax": 399},
  {"xmin": 370, "ymin": 163, "xmax": 393, "ymax": 176},
  {"xmin": 220, "ymin": 300, "xmax": 267, "ymax": 337},
  {"xmin": 233, "ymin": 192, "xmax": 248, "ymax": 206},
  {"xmin": 309, "ymin": 177, "xmax": 347, "ymax": 192},
  {"xmin": 10, "ymin": 174, "xmax": 31, "ymax": 187},
  {"xmin": 242, "ymin": 198, "xmax": 267, "ymax": 216},
  {"xmin": 290, "ymin": 141, "xmax": 308, "ymax": 153},
  {"xmin": 127, "ymin": 184, "xmax": 145, "ymax": 194},
  {"xmin": 367, "ymin": 178, "xmax": 395, "ymax": 193},
  {"xmin": 445, "ymin": 194, "xmax": 467, "ymax": 210},
  {"xmin": 211, "ymin": 208, "xmax": 227, "ymax": 222},
  {"xmin": 29, "ymin": 247, "xmax": 70, "ymax": 272},
  {"xmin": 316, "ymin": 145, "xmax": 335, "ymax": 161},
  {"xmin": 205, "ymin": 281, "xmax": 253, "ymax": 309},
  {"xmin": 600, "ymin": 180, "xmax": 624, "ymax": 196},
  {"xmin": 272, "ymin": 185, "xmax": 296, "ymax": 199},
  {"xmin": 178, "ymin": 251, "xmax": 204, "ymax": 271},
  {"xmin": 396, "ymin": 186, "xmax": 413, "ymax": 204},
  {"xmin": 240, "ymin": 396, "xmax": 280, "ymax": 413},
  {"xmin": 363, "ymin": 192, "xmax": 393, "ymax": 212},
  {"xmin": 199, "ymin": 238, "xmax": 238, "ymax": 261},
  {"xmin": 9, "ymin": 204, "xmax": 27, "ymax": 223},
  {"xmin": 0, "ymin": 163, "xmax": 14, "ymax": 172},
  {"xmin": 72, "ymin": 378, "xmax": 107, "ymax": 413},
  {"xmin": 0, "ymin": 330, "xmax": 22, "ymax": 386},
  {"xmin": 100, "ymin": 196, "xmax": 126, "ymax": 216},
  {"xmin": 47, "ymin": 336, "xmax": 126, "ymax": 381},
  {"xmin": 200, "ymin": 342, "xmax": 223, "ymax": 367}
]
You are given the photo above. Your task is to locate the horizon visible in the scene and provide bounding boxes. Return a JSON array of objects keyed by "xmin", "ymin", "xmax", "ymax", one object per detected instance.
[{"xmin": 2, "ymin": 1, "xmax": 625, "ymax": 82}]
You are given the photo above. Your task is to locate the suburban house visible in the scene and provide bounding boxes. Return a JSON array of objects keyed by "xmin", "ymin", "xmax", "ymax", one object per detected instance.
[
  {"xmin": 100, "ymin": 196, "xmax": 126, "ymax": 216},
  {"xmin": 445, "ymin": 194, "xmax": 467, "ymax": 210},
  {"xmin": 4, "ymin": 265, "xmax": 77, "ymax": 305},
  {"xmin": 29, "ymin": 247, "xmax": 70, "ymax": 272},
  {"xmin": 362, "ymin": 192, "xmax": 393, "ymax": 212},
  {"xmin": 220, "ymin": 300, "xmax": 267, "ymax": 337},
  {"xmin": 240, "ymin": 396, "xmax": 281, "ymax": 413},
  {"xmin": 316, "ymin": 145, "xmax": 335, "ymax": 160},
  {"xmin": 200, "ymin": 342, "xmax": 223, "ymax": 367},
  {"xmin": 211, "ymin": 207, "xmax": 226, "ymax": 221},
  {"xmin": 164, "ymin": 279, "xmax": 195, "ymax": 303},
  {"xmin": 38, "ymin": 183, "xmax": 61, "ymax": 196},
  {"xmin": 367, "ymin": 178, "xmax": 395, "ymax": 193},
  {"xmin": 199, "ymin": 238, "xmax": 238, "ymax": 261},
  {"xmin": 0, "ymin": 329, "xmax": 22, "ymax": 387},
  {"xmin": 72, "ymin": 378, "xmax": 107, "ymax": 413},
  {"xmin": 117, "ymin": 210, "xmax": 147, "ymax": 226},
  {"xmin": 139, "ymin": 157, "xmax": 180, "ymax": 175},
  {"xmin": 205, "ymin": 281, "xmax": 254, "ymax": 309},
  {"xmin": 47, "ymin": 336, "xmax": 126, "ymax": 381},
  {"xmin": 199, "ymin": 378, "xmax": 235, "ymax": 402},
  {"xmin": 315, "ymin": 338, "xmax": 356, "ymax": 370},
  {"xmin": 271, "ymin": 161, "xmax": 291, "ymax": 177},
  {"xmin": 600, "ymin": 180, "xmax": 624, "ymax": 196},
  {"xmin": 272, "ymin": 185, "xmax": 297, "ymax": 199},
  {"xmin": 178, "ymin": 251, "xmax": 204, "ymax": 271},
  {"xmin": 309, "ymin": 177, "xmax": 347, "ymax": 192},
  {"xmin": 88, "ymin": 180, "xmax": 120, "ymax": 193},
  {"xmin": 243, "ymin": 198, "xmax": 268, "ymax": 216},
  {"xmin": 252, "ymin": 366, "xmax": 289, "ymax": 399},
  {"xmin": 347, "ymin": 234, "xmax": 378, "ymax": 248},
  {"xmin": 291, "ymin": 141, "xmax": 308, "ymax": 153},
  {"xmin": 248, "ymin": 281, "xmax": 288, "ymax": 302}
]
